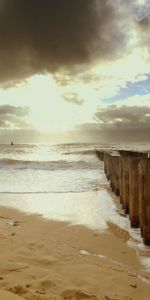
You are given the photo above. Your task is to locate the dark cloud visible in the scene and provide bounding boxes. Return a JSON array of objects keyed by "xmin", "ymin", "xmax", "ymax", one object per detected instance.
[
  {"xmin": 76, "ymin": 105, "xmax": 150, "ymax": 142},
  {"xmin": 0, "ymin": 105, "xmax": 31, "ymax": 128},
  {"xmin": 134, "ymin": 0, "xmax": 150, "ymax": 54},
  {"xmin": 62, "ymin": 93, "xmax": 84, "ymax": 105},
  {"xmin": 1, "ymin": 104, "xmax": 150, "ymax": 143},
  {"xmin": 0, "ymin": 105, "xmax": 29, "ymax": 116},
  {"xmin": 137, "ymin": 16, "xmax": 150, "ymax": 28},
  {"xmin": 136, "ymin": 16, "xmax": 150, "ymax": 52},
  {"xmin": 0, "ymin": 0, "xmax": 130, "ymax": 85},
  {"xmin": 95, "ymin": 105, "xmax": 150, "ymax": 129},
  {"xmin": 54, "ymin": 69, "xmax": 104, "ymax": 87},
  {"xmin": 115, "ymin": 1, "xmax": 150, "ymax": 58}
]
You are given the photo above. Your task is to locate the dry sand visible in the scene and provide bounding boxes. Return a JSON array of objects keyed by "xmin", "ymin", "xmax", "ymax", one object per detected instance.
[{"xmin": 0, "ymin": 205, "xmax": 150, "ymax": 300}]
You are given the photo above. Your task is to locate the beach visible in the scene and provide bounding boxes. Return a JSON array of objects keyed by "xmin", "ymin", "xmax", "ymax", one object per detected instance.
[
  {"xmin": 0, "ymin": 194, "xmax": 150, "ymax": 300},
  {"xmin": 0, "ymin": 0, "xmax": 150, "ymax": 297},
  {"xmin": 0, "ymin": 143, "xmax": 150, "ymax": 299}
]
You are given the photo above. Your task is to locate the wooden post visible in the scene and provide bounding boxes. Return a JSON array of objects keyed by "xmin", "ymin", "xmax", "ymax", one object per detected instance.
[
  {"xmin": 121, "ymin": 157, "xmax": 130, "ymax": 214},
  {"xmin": 96, "ymin": 150, "xmax": 104, "ymax": 161},
  {"xmin": 116, "ymin": 156, "xmax": 121, "ymax": 196},
  {"xmin": 104, "ymin": 153, "xmax": 108, "ymax": 179},
  {"xmin": 104, "ymin": 153, "xmax": 111, "ymax": 180},
  {"xmin": 138, "ymin": 158, "xmax": 150, "ymax": 245},
  {"xmin": 99, "ymin": 149, "xmax": 150, "ymax": 245},
  {"xmin": 110, "ymin": 155, "xmax": 114, "ymax": 192},
  {"xmin": 112, "ymin": 156, "xmax": 120, "ymax": 196},
  {"xmin": 129, "ymin": 158, "xmax": 140, "ymax": 228},
  {"xmin": 119, "ymin": 157, "xmax": 123, "ymax": 205}
]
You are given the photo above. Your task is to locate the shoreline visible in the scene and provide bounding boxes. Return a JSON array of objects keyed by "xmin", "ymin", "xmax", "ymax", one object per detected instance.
[{"xmin": 0, "ymin": 204, "xmax": 150, "ymax": 299}]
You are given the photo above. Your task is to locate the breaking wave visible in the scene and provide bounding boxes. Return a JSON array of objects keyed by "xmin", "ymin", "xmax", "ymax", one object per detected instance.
[{"xmin": 0, "ymin": 158, "xmax": 99, "ymax": 171}]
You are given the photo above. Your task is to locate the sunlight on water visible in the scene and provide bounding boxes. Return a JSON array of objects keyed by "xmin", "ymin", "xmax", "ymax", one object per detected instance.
[
  {"xmin": 0, "ymin": 190, "xmax": 116, "ymax": 231},
  {"xmin": 0, "ymin": 143, "xmax": 107, "ymax": 193}
]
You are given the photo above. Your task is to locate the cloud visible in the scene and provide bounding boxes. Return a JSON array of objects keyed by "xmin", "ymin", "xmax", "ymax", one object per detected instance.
[
  {"xmin": 62, "ymin": 93, "xmax": 84, "ymax": 105},
  {"xmin": 75, "ymin": 105, "xmax": 150, "ymax": 142},
  {"xmin": 136, "ymin": 16, "xmax": 150, "ymax": 53},
  {"xmin": 1, "ymin": 103, "xmax": 150, "ymax": 143},
  {"xmin": 0, "ymin": 105, "xmax": 29, "ymax": 116},
  {"xmin": 0, "ymin": 105, "xmax": 31, "ymax": 128},
  {"xmin": 133, "ymin": 0, "xmax": 150, "ymax": 56},
  {"xmin": 95, "ymin": 105, "xmax": 150, "ymax": 129},
  {"xmin": 0, "ymin": 0, "xmax": 132, "ymax": 85}
]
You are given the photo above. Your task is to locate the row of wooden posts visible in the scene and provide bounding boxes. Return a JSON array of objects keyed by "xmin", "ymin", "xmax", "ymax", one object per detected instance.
[{"xmin": 96, "ymin": 150, "xmax": 150, "ymax": 246}]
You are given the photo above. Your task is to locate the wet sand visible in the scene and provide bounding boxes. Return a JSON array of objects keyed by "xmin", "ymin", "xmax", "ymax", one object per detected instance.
[{"xmin": 0, "ymin": 205, "xmax": 150, "ymax": 300}]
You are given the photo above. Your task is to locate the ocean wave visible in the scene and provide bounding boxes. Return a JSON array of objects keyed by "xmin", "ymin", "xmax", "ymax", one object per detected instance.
[
  {"xmin": 0, "ymin": 158, "xmax": 99, "ymax": 171},
  {"xmin": 64, "ymin": 150, "xmax": 96, "ymax": 155},
  {"xmin": 0, "ymin": 190, "xmax": 90, "ymax": 194}
]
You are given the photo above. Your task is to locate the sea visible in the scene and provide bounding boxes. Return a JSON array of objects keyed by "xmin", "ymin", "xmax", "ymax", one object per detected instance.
[
  {"xmin": 0, "ymin": 142, "xmax": 150, "ymax": 193},
  {"xmin": 0, "ymin": 142, "xmax": 150, "ymax": 271},
  {"xmin": 0, "ymin": 143, "xmax": 107, "ymax": 194}
]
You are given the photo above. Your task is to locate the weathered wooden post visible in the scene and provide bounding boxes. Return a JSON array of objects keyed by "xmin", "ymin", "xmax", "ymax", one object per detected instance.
[
  {"xmin": 104, "ymin": 153, "xmax": 108, "ymax": 179},
  {"xmin": 120, "ymin": 157, "xmax": 130, "ymax": 214},
  {"xmin": 116, "ymin": 156, "xmax": 121, "ymax": 196},
  {"xmin": 111, "ymin": 155, "xmax": 120, "ymax": 196},
  {"xmin": 98, "ymin": 149, "xmax": 150, "ymax": 245},
  {"xmin": 138, "ymin": 158, "xmax": 150, "ymax": 245},
  {"xmin": 109, "ymin": 155, "xmax": 114, "ymax": 192},
  {"xmin": 104, "ymin": 153, "xmax": 111, "ymax": 180},
  {"xmin": 96, "ymin": 150, "xmax": 104, "ymax": 161},
  {"xmin": 119, "ymin": 151, "xmax": 148, "ymax": 216},
  {"xmin": 119, "ymin": 157, "xmax": 123, "ymax": 205},
  {"xmin": 129, "ymin": 157, "xmax": 140, "ymax": 228}
]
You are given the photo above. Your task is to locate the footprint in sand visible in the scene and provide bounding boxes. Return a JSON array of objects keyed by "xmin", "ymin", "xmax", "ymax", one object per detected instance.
[
  {"xmin": 0, "ymin": 289, "xmax": 24, "ymax": 300},
  {"xmin": 7, "ymin": 285, "xmax": 28, "ymax": 296},
  {"xmin": 36, "ymin": 279, "xmax": 56, "ymax": 292},
  {"xmin": 62, "ymin": 289, "xmax": 99, "ymax": 300}
]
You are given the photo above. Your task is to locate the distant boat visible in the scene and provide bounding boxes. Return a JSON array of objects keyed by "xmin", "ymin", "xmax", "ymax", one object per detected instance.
[{"xmin": 11, "ymin": 141, "xmax": 14, "ymax": 146}]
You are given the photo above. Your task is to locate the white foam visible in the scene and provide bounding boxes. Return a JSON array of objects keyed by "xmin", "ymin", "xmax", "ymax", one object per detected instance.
[
  {"xmin": 80, "ymin": 249, "xmax": 106, "ymax": 260},
  {"xmin": 0, "ymin": 190, "xmax": 116, "ymax": 231},
  {"xmin": 80, "ymin": 250, "xmax": 90, "ymax": 256},
  {"xmin": 139, "ymin": 257, "xmax": 150, "ymax": 272},
  {"xmin": 0, "ymin": 144, "xmax": 107, "ymax": 193}
]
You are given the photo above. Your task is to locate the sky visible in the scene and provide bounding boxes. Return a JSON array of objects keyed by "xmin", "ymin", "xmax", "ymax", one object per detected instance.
[{"xmin": 0, "ymin": 0, "xmax": 150, "ymax": 144}]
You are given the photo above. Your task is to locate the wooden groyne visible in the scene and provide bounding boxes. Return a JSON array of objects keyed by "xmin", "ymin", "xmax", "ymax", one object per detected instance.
[{"xmin": 96, "ymin": 150, "xmax": 150, "ymax": 246}]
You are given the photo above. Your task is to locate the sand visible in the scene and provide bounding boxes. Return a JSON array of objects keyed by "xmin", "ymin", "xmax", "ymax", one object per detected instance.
[{"xmin": 0, "ymin": 205, "xmax": 150, "ymax": 300}]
